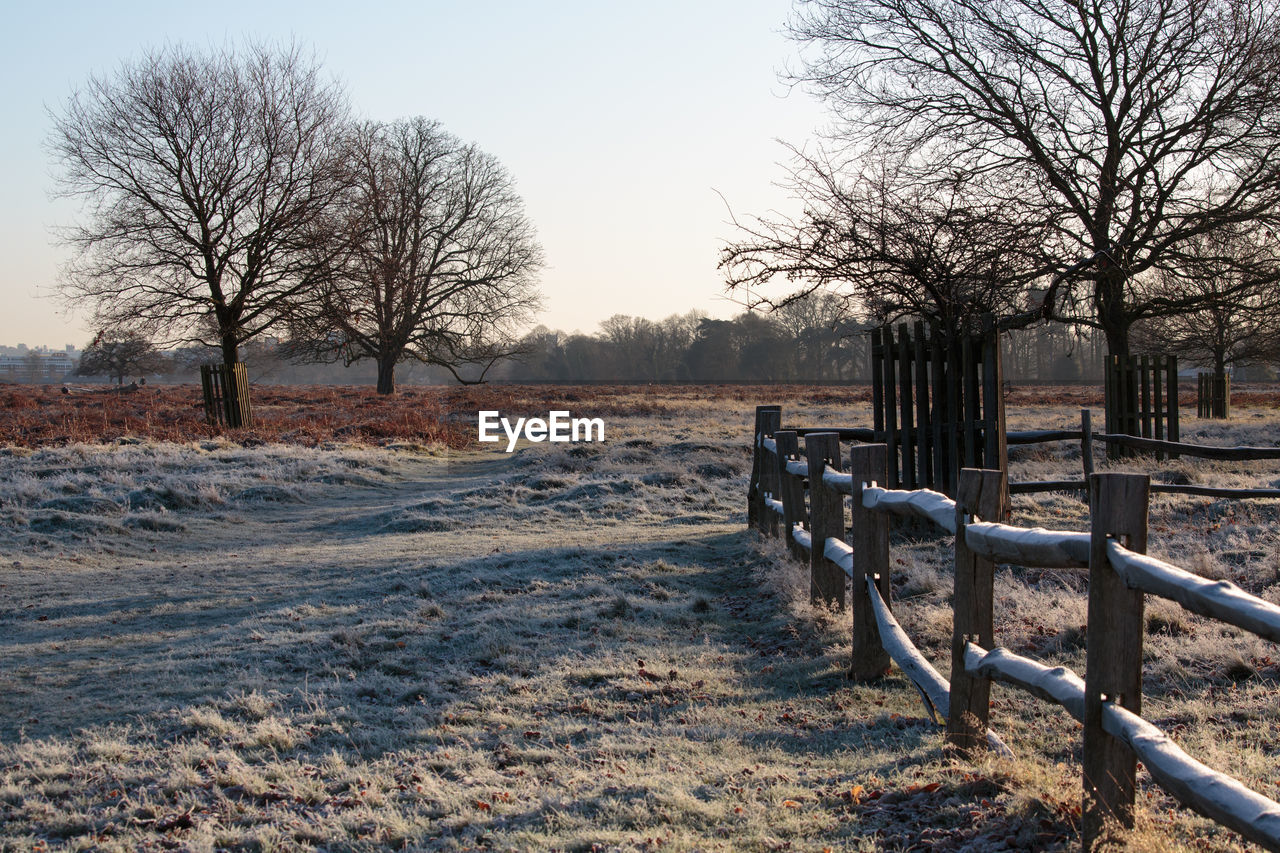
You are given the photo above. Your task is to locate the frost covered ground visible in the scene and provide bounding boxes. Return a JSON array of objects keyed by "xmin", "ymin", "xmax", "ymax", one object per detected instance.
[{"xmin": 0, "ymin": 389, "xmax": 1278, "ymax": 851}]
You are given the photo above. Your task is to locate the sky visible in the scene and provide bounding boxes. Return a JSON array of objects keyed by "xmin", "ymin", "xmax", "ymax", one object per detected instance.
[{"xmin": 0, "ymin": 0, "xmax": 829, "ymax": 350}]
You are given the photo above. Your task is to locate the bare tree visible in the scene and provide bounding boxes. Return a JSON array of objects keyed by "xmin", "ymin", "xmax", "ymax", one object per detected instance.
[
  {"xmin": 721, "ymin": 153, "xmax": 1049, "ymax": 342},
  {"xmin": 786, "ymin": 0, "xmax": 1280, "ymax": 356},
  {"xmin": 50, "ymin": 42, "xmax": 350, "ymax": 367},
  {"xmin": 285, "ymin": 117, "xmax": 542, "ymax": 394},
  {"xmin": 1133, "ymin": 224, "xmax": 1280, "ymax": 382},
  {"xmin": 75, "ymin": 330, "xmax": 169, "ymax": 384}
]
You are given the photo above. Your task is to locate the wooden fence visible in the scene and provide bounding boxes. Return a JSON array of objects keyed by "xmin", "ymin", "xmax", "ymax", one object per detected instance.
[
  {"xmin": 870, "ymin": 317, "xmax": 1005, "ymax": 496},
  {"xmin": 755, "ymin": 405, "xmax": 1280, "ymax": 502},
  {"xmin": 1104, "ymin": 355, "xmax": 1178, "ymax": 458},
  {"xmin": 748, "ymin": 410, "xmax": 1280, "ymax": 851},
  {"xmin": 199, "ymin": 362, "xmax": 253, "ymax": 429},
  {"xmin": 1198, "ymin": 373, "xmax": 1231, "ymax": 419}
]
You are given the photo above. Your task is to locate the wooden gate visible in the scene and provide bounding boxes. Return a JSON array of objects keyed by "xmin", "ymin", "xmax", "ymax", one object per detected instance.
[
  {"xmin": 200, "ymin": 362, "xmax": 253, "ymax": 429},
  {"xmin": 870, "ymin": 314, "xmax": 1006, "ymax": 496}
]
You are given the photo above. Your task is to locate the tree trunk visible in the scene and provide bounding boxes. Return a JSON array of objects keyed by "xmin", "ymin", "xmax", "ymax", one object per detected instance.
[
  {"xmin": 1214, "ymin": 350, "xmax": 1227, "ymax": 386},
  {"xmin": 220, "ymin": 332, "xmax": 240, "ymax": 367},
  {"xmin": 376, "ymin": 357, "xmax": 396, "ymax": 395}
]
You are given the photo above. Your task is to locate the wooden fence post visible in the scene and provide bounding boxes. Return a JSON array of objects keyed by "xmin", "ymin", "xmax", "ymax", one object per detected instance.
[
  {"xmin": 805, "ymin": 432, "xmax": 847, "ymax": 610},
  {"xmin": 747, "ymin": 406, "xmax": 781, "ymax": 531},
  {"xmin": 849, "ymin": 444, "xmax": 890, "ymax": 679},
  {"xmin": 775, "ymin": 430, "xmax": 807, "ymax": 562},
  {"xmin": 1083, "ymin": 473, "xmax": 1150, "ymax": 848},
  {"xmin": 947, "ymin": 467, "xmax": 1006, "ymax": 756},
  {"xmin": 1080, "ymin": 409, "xmax": 1094, "ymax": 481}
]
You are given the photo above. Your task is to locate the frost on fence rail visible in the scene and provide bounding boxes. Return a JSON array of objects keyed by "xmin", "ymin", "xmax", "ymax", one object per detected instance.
[
  {"xmin": 865, "ymin": 576, "xmax": 951, "ymax": 722},
  {"xmin": 764, "ymin": 497, "xmax": 784, "ymax": 517},
  {"xmin": 792, "ymin": 526, "xmax": 813, "ymax": 552},
  {"xmin": 964, "ymin": 522, "xmax": 1090, "ymax": 569},
  {"xmin": 1105, "ymin": 540, "xmax": 1280, "ymax": 643},
  {"xmin": 824, "ymin": 537, "xmax": 853, "ymax": 578},
  {"xmin": 821, "ymin": 467, "xmax": 853, "ymax": 495},
  {"xmin": 866, "ymin": 579, "xmax": 1012, "ymax": 754},
  {"xmin": 785, "ymin": 459, "xmax": 808, "ymax": 478},
  {"xmin": 964, "ymin": 642, "xmax": 1086, "ymax": 724},
  {"xmin": 860, "ymin": 485, "xmax": 957, "ymax": 534},
  {"xmin": 965, "ymin": 641, "xmax": 1280, "ymax": 850},
  {"xmin": 1101, "ymin": 705, "xmax": 1280, "ymax": 851},
  {"xmin": 760, "ymin": 436, "xmax": 777, "ymax": 455}
]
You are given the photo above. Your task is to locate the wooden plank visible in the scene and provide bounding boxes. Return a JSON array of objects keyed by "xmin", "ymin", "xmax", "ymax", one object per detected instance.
[
  {"xmin": 759, "ymin": 408, "xmax": 782, "ymax": 534},
  {"xmin": 1140, "ymin": 355, "xmax": 1152, "ymax": 440},
  {"xmin": 945, "ymin": 333, "xmax": 961, "ymax": 495},
  {"xmin": 871, "ymin": 330, "xmax": 885, "ymax": 441},
  {"xmin": 980, "ymin": 314, "xmax": 1007, "ymax": 507},
  {"xmin": 805, "ymin": 432, "xmax": 846, "ymax": 610},
  {"xmin": 849, "ymin": 444, "xmax": 890, "ymax": 680},
  {"xmin": 914, "ymin": 320, "xmax": 932, "ymax": 489},
  {"xmin": 881, "ymin": 327, "xmax": 899, "ymax": 488},
  {"xmin": 747, "ymin": 406, "xmax": 780, "ymax": 530},
  {"xmin": 948, "ymin": 468, "xmax": 1005, "ymax": 756},
  {"xmin": 930, "ymin": 322, "xmax": 946, "ymax": 493},
  {"xmin": 1081, "ymin": 409, "xmax": 1095, "ymax": 484},
  {"xmin": 962, "ymin": 332, "xmax": 978, "ymax": 469},
  {"xmin": 1083, "ymin": 473, "xmax": 1150, "ymax": 845},
  {"xmin": 1168, "ymin": 356, "xmax": 1180, "ymax": 456},
  {"xmin": 898, "ymin": 324, "xmax": 916, "ymax": 490},
  {"xmin": 774, "ymin": 431, "xmax": 807, "ymax": 562}
]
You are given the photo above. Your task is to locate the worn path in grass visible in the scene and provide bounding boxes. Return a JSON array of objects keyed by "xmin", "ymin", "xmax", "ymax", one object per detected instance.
[{"xmin": 0, "ymin": 443, "xmax": 741, "ymax": 742}]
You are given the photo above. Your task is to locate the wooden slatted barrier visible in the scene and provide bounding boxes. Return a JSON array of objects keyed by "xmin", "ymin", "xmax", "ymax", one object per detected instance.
[
  {"xmin": 748, "ymin": 417, "xmax": 1280, "ymax": 851},
  {"xmin": 199, "ymin": 362, "xmax": 253, "ymax": 429}
]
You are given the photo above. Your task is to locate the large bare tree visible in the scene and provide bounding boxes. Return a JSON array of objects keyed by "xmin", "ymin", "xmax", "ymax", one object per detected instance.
[
  {"xmin": 1133, "ymin": 223, "xmax": 1280, "ymax": 382},
  {"xmin": 288, "ymin": 117, "xmax": 542, "ymax": 394},
  {"xmin": 786, "ymin": 0, "xmax": 1280, "ymax": 356},
  {"xmin": 50, "ymin": 42, "xmax": 350, "ymax": 367},
  {"xmin": 721, "ymin": 153, "xmax": 1048, "ymax": 341}
]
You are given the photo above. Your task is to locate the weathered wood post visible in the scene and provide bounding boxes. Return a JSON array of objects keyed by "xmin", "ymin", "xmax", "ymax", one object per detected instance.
[
  {"xmin": 1080, "ymin": 409, "xmax": 1094, "ymax": 481},
  {"xmin": 1083, "ymin": 473, "xmax": 1150, "ymax": 848},
  {"xmin": 980, "ymin": 314, "xmax": 1008, "ymax": 511},
  {"xmin": 774, "ymin": 430, "xmax": 808, "ymax": 562},
  {"xmin": 805, "ymin": 432, "xmax": 847, "ymax": 610},
  {"xmin": 947, "ymin": 467, "xmax": 1006, "ymax": 756},
  {"xmin": 748, "ymin": 406, "xmax": 781, "ymax": 532},
  {"xmin": 849, "ymin": 444, "xmax": 890, "ymax": 679}
]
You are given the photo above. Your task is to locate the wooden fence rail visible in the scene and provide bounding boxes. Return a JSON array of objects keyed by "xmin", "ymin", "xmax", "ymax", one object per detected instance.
[
  {"xmin": 748, "ymin": 411, "xmax": 1280, "ymax": 851},
  {"xmin": 760, "ymin": 404, "xmax": 1280, "ymax": 503}
]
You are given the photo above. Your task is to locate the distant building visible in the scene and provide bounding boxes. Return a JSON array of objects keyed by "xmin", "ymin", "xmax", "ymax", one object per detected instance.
[{"xmin": 0, "ymin": 344, "xmax": 81, "ymax": 382}]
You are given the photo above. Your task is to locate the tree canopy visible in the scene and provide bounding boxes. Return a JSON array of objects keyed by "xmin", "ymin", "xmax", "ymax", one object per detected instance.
[
  {"xmin": 50, "ymin": 41, "xmax": 350, "ymax": 366},
  {"xmin": 752, "ymin": 0, "xmax": 1280, "ymax": 355}
]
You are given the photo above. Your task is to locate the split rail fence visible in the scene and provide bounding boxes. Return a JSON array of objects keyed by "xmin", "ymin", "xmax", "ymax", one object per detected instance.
[{"xmin": 748, "ymin": 406, "xmax": 1280, "ymax": 851}]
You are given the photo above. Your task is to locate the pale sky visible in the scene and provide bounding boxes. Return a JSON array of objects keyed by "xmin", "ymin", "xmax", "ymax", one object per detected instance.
[{"xmin": 0, "ymin": 1, "xmax": 827, "ymax": 350}]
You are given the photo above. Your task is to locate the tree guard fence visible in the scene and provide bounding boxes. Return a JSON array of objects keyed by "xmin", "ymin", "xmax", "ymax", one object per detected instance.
[
  {"xmin": 200, "ymin": 362, "xmax": 253, "ymax": 429},
  {"xmin": 1103, "ymin": 354, "xmax": 1178, "ymax": 458},
  {"xmin": 870, "ymin": 315, "xmax": 1006, "ymax": 497},
  {"xmin": 748, "ymin": 421, "xmax": 1280, "ymax": 851},
  {"xmin": 1198, "ymin": 372, "xmax": 1231, "ymax": 419}
]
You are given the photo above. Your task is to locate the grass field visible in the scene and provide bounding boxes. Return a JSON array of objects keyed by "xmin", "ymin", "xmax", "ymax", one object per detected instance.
[{"xmin": 1, "ymin": 384, "xmax": 1279, "ymax": 851}]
